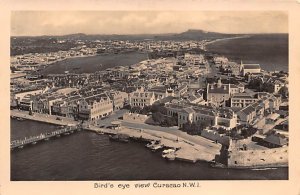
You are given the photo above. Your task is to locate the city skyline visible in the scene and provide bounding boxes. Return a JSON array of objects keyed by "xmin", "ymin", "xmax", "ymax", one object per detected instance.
[{"xmin": 11, "ymin": 11, "xmax": 288, "ymax": 36}]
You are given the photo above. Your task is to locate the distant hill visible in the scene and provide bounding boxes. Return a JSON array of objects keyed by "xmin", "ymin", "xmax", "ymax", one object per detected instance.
[{"xmin": 12, "ymin": 29, "xmax": 236, "ymax": 41}]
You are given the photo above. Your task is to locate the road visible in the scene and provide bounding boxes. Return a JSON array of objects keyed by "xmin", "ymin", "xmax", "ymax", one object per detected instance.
[
  {"xmin": 95, "ymin": 109, "xmax": 128, "ymax": 127},
  {"xmin": 93, "ymin": 109, "xmax": 220, "ymax": 149},
  {"xmin": 120, "ymin": 120, "xmax": 220, "ymax": 150}
]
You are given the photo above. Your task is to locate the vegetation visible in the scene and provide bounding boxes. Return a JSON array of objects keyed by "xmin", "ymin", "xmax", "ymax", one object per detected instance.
[
  {"xmin": 128, "ymin": 103, "xmax": 177, "ymax": 127},
  {"xmin": 227, "ymin": 124, "xmax": 258, "ymax": 139},
  {"xmin": 247, "ymin": 78, "xmax": 274, "ymax": 93},
  {"xmin": 182, "ymin": 121, "xmax": 210, "ymax": 135}
]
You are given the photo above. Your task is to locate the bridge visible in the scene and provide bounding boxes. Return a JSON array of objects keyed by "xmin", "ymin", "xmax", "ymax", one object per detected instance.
[{"xmin": 11, "ymin": 125, "xmax": 82, "ymax": 150}]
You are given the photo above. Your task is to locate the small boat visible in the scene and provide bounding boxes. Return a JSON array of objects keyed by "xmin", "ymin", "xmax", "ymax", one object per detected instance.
[
  {"xmin": 11, "ymin": 115, "xmax": 17, "ymax": 119},
  {"xmin": 97, "ymin": 131, "xmax": 104, "ymax": 135},
  {"xmin": 18, "ymin": 145, "xmax": 24, "ymax": 149},
  {"xmin": 56, "ymin": 134, "xmax": 61, "ymax": 137},
  {"xmin": 151, "ymin": 144, "xmax": 164, "ymax": 152},
  {"xmin": 145, "ymin": 141, "xmax": 156, "ymax": 148},
  {"xmin": 64, "ymin": 132, "xmax": 70, "ymax": 135},
  {"xmin": 44, "ymin": 138, "xmax": 50, "ymax": 141},
  {"xmin": 32, "ymin": 141, "xmax": 37, "ymax": 145},
  {"xmin": 17, "ymin": 117, "xmax": 25, "ymax": 121},
  {"xmin": 210, "ymin": 163, "xmax": 226, "ymax": 168}
]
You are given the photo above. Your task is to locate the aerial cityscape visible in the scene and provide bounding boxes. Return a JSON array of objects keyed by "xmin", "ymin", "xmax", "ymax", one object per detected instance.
[{"xmin": 10, "ymin": 11, "xmax": 289, "ymax": 180}]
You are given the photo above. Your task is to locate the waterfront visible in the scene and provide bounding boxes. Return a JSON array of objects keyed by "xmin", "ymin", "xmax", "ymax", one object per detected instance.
[
  {"xmin": 11, "ymin": 119, "xmax": 288, "ymax": 180},
  {"xmin": 40, "ymin": 52, "xmax": 148, "ymax": 75},
  {"xmin": 206, "ymin": 34, "xmax": 288, "ymax": 72}
]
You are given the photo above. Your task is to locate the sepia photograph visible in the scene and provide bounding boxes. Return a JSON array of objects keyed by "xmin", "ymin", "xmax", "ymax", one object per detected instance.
[{"xmin": 9, "ymin": 11, "xmax": 289, "ymax": 181}]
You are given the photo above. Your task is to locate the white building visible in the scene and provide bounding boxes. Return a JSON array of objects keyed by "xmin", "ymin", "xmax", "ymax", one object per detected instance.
[{"xmin": 129, "ymin": 87, "xmax": 156, "ymax": 108}]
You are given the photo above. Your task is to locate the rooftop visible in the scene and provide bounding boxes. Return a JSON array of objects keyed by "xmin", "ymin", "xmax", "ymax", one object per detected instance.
[{"xmin": 243, "ymin": 64, "xmax": 261, "ymax": 70}]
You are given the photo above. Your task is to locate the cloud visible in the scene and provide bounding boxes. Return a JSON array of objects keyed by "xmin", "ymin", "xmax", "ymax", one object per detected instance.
[{"xmin": 11, "ymin": 11, "xmax": 288, "ymax": 36}]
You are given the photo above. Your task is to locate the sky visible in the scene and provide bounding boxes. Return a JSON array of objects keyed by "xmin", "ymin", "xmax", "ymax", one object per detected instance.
[{"xmin": 11, "ymin": 11, "xmax": 288, "ymax": 36}]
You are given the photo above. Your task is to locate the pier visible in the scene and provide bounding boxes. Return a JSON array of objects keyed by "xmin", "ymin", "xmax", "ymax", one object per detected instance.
[{"xmin": 11, "ymin": 126, "xmax": 81, "ymax": 150}]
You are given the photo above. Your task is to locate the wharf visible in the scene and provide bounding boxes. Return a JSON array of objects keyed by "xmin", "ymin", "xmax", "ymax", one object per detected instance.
[{"xmin": 87, "ymin": 124, "xmax": 219, "ymax": 163}]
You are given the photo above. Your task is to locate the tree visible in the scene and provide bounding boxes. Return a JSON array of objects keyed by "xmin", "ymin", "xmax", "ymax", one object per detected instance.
[
  {"xmin": 217, "ymin": 127, "xmax": 227, "ymax": 134},
  {"xmin": 165, "ymin": 116, "xmax": 177, "ymax": 127},
  {"xmin": 279, "ymin": 86, "xmax": 289, "ymax": 98},
  {"xmin": 152, "ymin": 112, "xmax": 165, "ymax": 124},
  {"xmin": 130, "ymin": 106, "xmax": 142, "ymax": 113}
]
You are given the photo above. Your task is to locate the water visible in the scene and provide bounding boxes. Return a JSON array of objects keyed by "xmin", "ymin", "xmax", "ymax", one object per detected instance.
[
  {"xmin": 206, "ymin": 34, "xmax": 288, "ymax": 72},
  {"xmin": 11, "ymin": 119, "xmax": 288, "ymax": 180},
  {"xmin": 40, "ymin": 52, "xmax": 148, "ymax": 75}
]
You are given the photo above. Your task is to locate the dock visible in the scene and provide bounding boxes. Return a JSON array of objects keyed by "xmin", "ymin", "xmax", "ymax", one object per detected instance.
[{"xmin": 86, "ymin": 124, "xmax": 220, "ymax": 163}]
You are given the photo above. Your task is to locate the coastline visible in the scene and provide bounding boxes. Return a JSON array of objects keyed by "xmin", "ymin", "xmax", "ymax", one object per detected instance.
[
  {"xmin": 11, "ymin": 110, "xmax": 288, "ymax": 169},
  {"xmin": 203, "ymin": 35, "xmax": 251, "ymax": 50},
  {"xmin": 10, "ymin": 110, "xmax": 219, "ymax": 164}
]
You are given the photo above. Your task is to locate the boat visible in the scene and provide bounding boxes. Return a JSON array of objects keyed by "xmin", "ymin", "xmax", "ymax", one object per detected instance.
[
  {"xmin": 145, "ymin": 141, "xmax": 156, "ymax": 148},
  {"xmin": 97, "ymin": 131, "xmax": 104, "ymax": 135},
  {"xmin": 210, "ymin": 162, "xmax": 227, "ymax": 168},
  {"xmin": 18, "ymin": 145, "xmax": 24, "ymax": 149},
  {"xmin": 109, "ymin": 134, "xmax": 129, "ymax": 143},
  {"xmin": 11, "ymin": 115, "xmax": 17, "ymax": 119},
  {"xmin": 16, "ymin": 117, "xmax": 25, "ymax": 121},
  {"xmin": 32, "ymin": 141, "xmax": 37, "ymax": 145},
  {"xmin": 151, "ymin": 144, "xmax": 164, "ymax": 152}
]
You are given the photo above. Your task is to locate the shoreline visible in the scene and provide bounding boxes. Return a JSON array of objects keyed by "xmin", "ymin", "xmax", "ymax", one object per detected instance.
[
  {"xmin": 203, "ymin": 35, "xmax": 251, "ymax": 49},
  {"xmin": 10, "ymin": 110, "xmax": 219, "ymax": 163},
  {"xmin": 11, "ymin": 110, "xmax": 288, "ymax": 169}
]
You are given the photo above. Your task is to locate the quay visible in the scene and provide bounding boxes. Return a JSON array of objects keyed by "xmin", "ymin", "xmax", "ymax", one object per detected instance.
[
  {"xmin": 11, "ymin": 126, "xmax": 80, "ymax": 150},
  {"xmin": 86, "ymin": 124, "xmax": 220, "ymax": 163}
]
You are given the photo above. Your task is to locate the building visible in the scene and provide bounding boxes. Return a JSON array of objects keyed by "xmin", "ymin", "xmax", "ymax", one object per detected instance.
[
  {"xmin": 241, "ymin": 62, "xmax": 261, "ymax": 76},
  {"xmin": 236, "ymin": 93, "xmax": 281, "ymax": 124},
  {"xmin": 108, "ymin": 91, "xmax": 125, "ymax": 111},
  {"xmin": 231, "ymin": 93, "xmax": 258, "ymax": 108},
  {"xmin": 148, "ymin": 86, "xmax": 175, "ymax": 100},
  {"xmin": 263, "ymin": 133, "xmax": 288, "ymax": 148},
  {"xmin": 129, "ymin": 87, "xmax": 156, "ymax": 108},
  {"xmin": 78, "ymin": 93, "xmax": 113, "ymax": 121},
  {"xmin": 165, "ymin": 103, "xmax": 237, "ymax": 129},
  {"xmin": 207, "ymin": 79, "xmax": 230, "ymax": 107}
]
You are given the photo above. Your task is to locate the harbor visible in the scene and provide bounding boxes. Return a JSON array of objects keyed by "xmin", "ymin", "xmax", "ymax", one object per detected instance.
[
  {"xmin": 11, "ymin": 109, "xmax": 220, "ymax": 163},
  {"xmin": 10, "ymin": 118, "xmax": 288, "ymax": 180}
]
